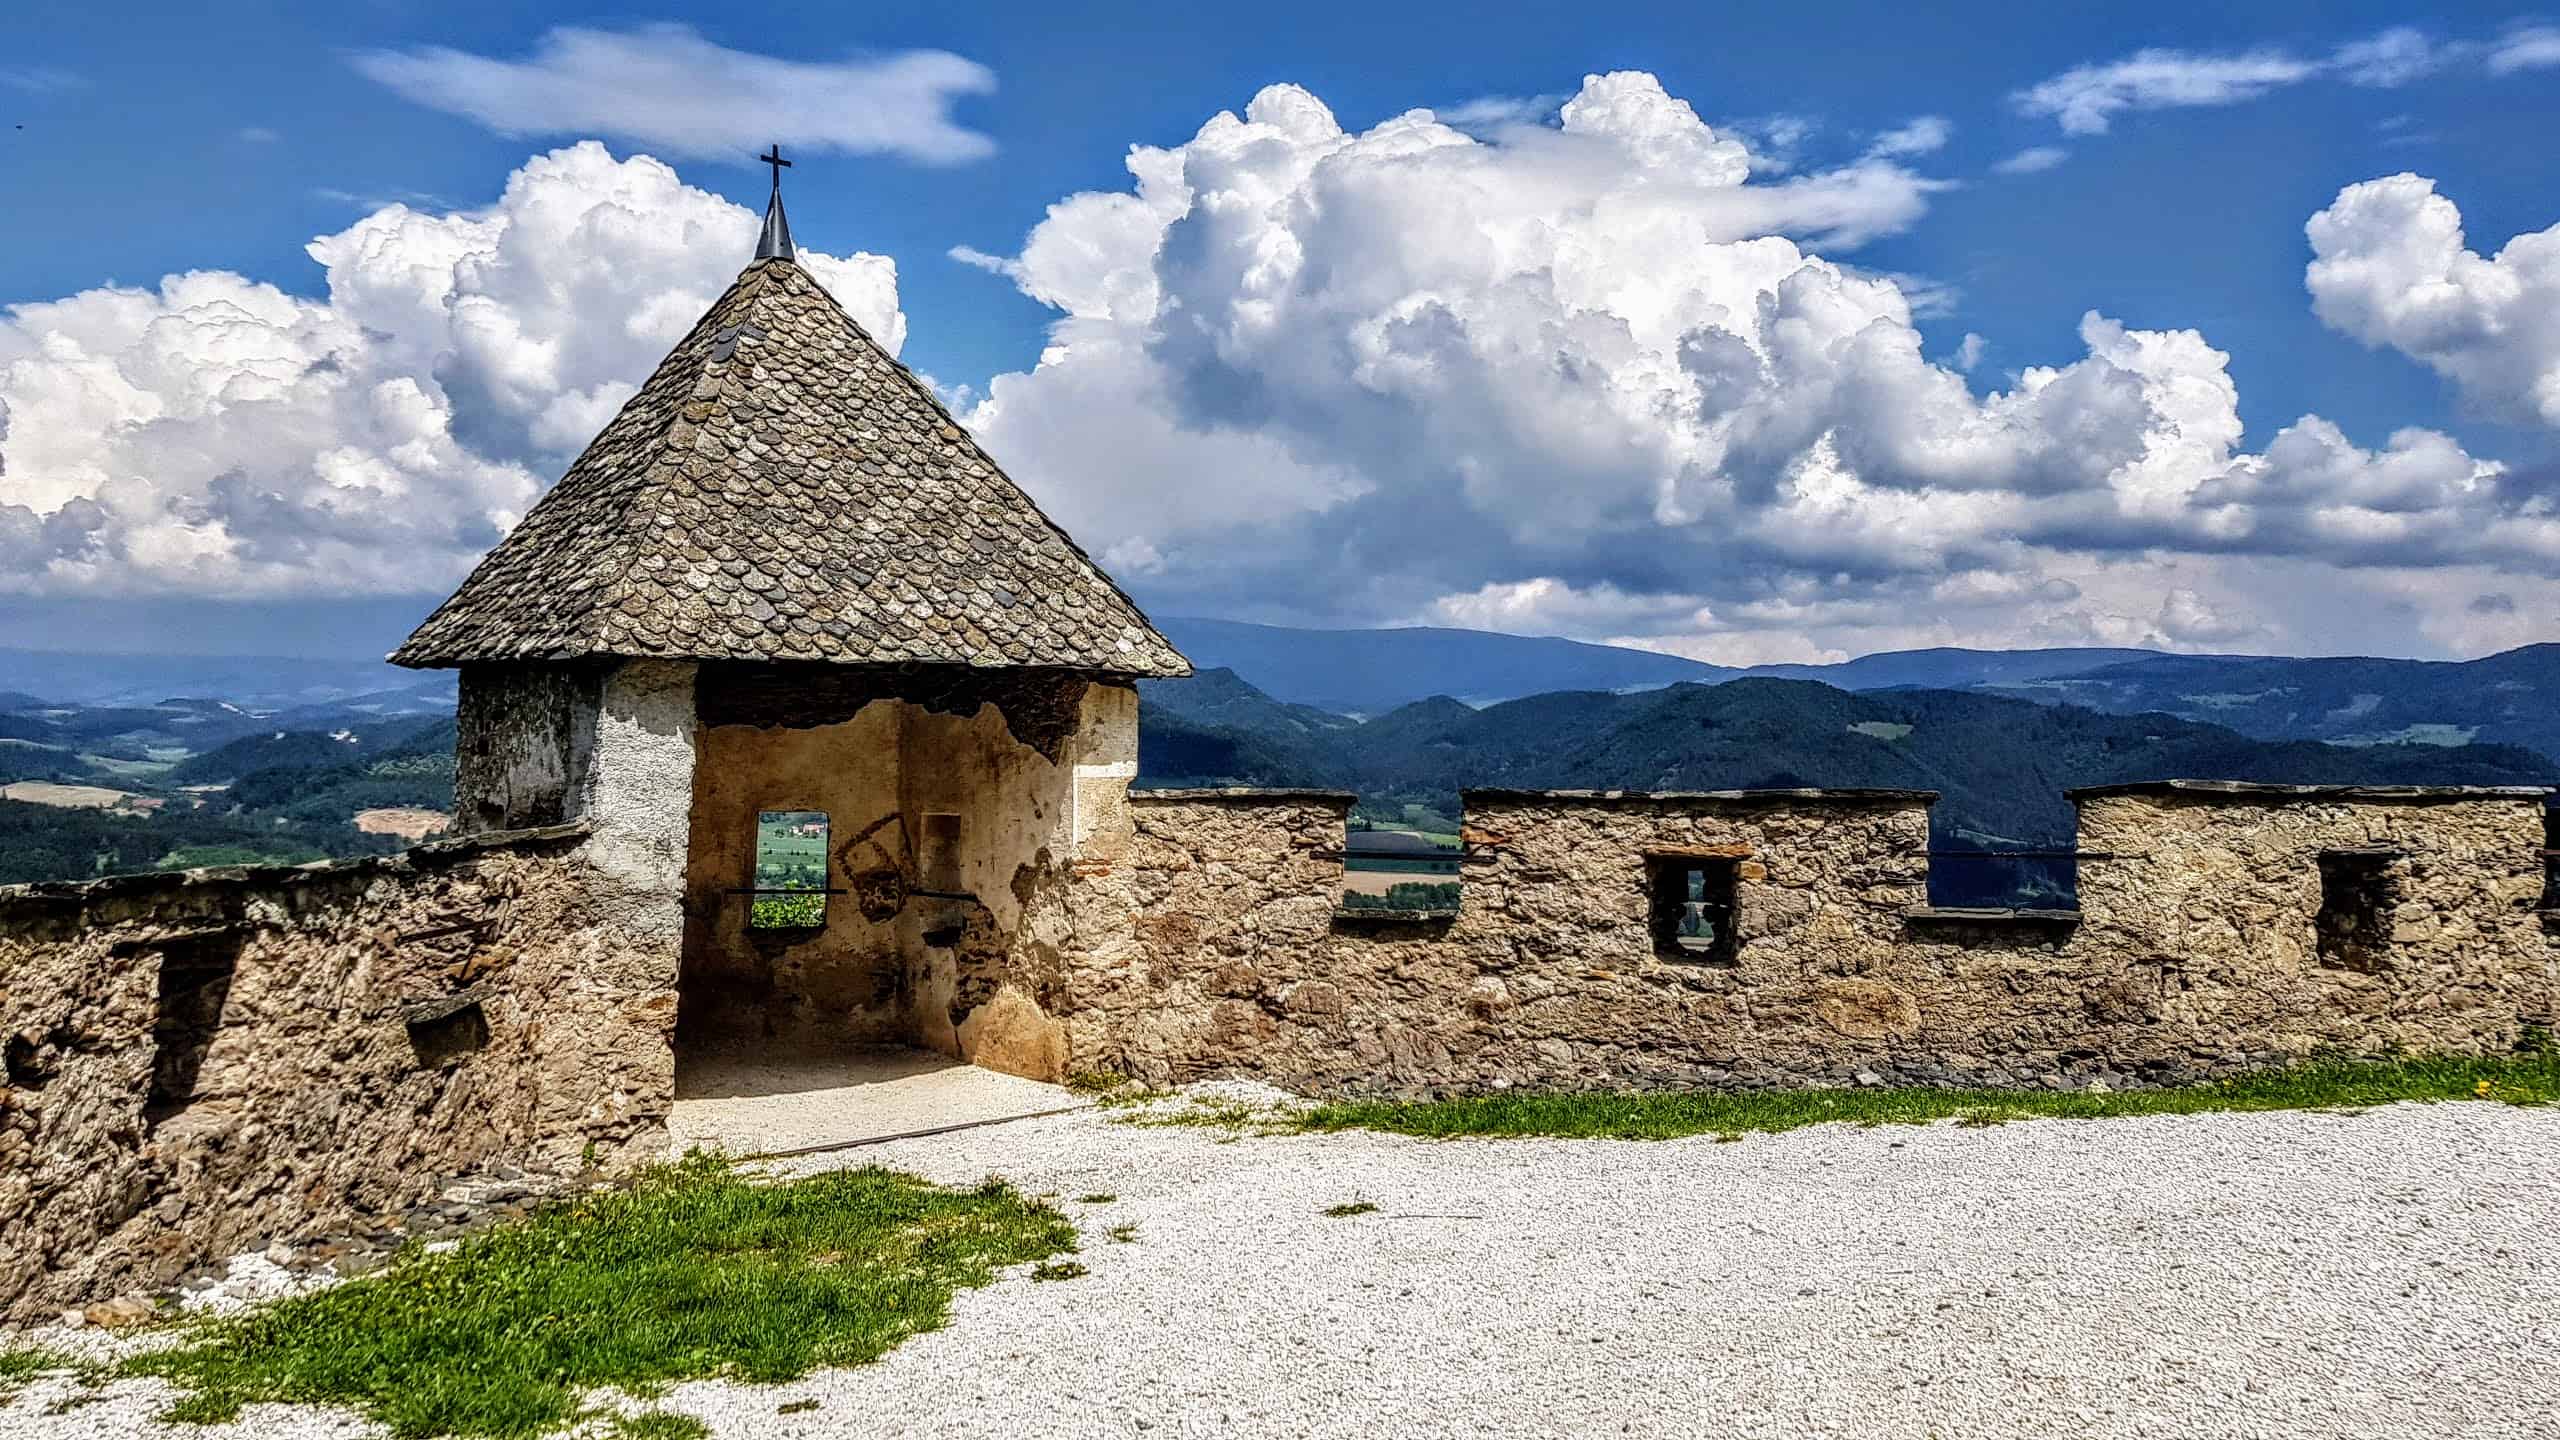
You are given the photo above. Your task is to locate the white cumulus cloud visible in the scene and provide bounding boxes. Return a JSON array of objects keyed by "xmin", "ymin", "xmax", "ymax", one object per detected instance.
[
  {"xmin": 956, "ymin": 73, "xmax": 2555, "ymax": 662},
  {"xmin": 352, "ymin": 23, "xmax": 996, "ymax": 165},
  {"xmin": 2306, "ymin": 173, "xmax": 2560, "ymax": 429},
  {"xmin": 0, "ymin": 142, "xmax": 904, "ymax": 599}
]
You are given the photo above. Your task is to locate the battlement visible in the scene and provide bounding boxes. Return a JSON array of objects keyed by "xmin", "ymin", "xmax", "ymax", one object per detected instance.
[
  {"xmin": 6, "ymin": 770, "xmax": 2552, "ymax": 1318},
  {"xmin": 1076, "ymin": 781, "xmax": 2557, "ymax": 1095}
]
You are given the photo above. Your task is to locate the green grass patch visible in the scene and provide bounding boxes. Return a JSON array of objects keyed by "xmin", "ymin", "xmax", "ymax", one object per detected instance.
[
  {"xmin": 746, "ymin": 890, "xmax": 825, "ymax": 929},
  {"xmin": 122, "ymin": 1156, "xmax": 1074, "ymax": 1439},
  {"xmin": 0, "ymin": 1346, "xmax": 73, "ymax": 1400},
  {"xmin": 1292, "ymin": 1053, "xmax": 2560, "ymax": 1141}
]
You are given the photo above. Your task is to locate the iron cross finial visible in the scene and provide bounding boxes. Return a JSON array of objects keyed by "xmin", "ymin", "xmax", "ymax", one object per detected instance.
[{"xmin": 759, "ymin": 145, "xmax": 792, "ymax": 187}]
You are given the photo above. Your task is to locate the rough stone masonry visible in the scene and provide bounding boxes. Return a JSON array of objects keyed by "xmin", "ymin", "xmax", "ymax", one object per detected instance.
[
  {"xmin": 1059, "ymin": 782, "xmax": 2559, "ymax": 1096},
  {"xmin": 0, "ymin": 825, "xmax": 673, "ymax": 1321},
  {"xmin": 2, "ymin": 775, "xmax": 2554, "ymax": 1319}
]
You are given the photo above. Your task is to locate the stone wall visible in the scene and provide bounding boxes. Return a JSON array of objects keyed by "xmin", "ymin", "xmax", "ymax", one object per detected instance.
[
  {"xmin": 2069, "ymin": 782, "xmax": 2557, "ymax": 1066},
  {"xmin": 1061, "ymin": 784, "xmax": 2556, "ymax": 1096},
  {"xmin": 8, "ymin": 757, "xmax": 2549, "ymax": 1318},
  {"xmin": 0, "ymin": 827, "xmax": 675, "ymax": 1321}
]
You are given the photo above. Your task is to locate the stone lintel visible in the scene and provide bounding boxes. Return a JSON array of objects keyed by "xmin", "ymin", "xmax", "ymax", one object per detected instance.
[
  {"xmin": 1904, "ymin": 905, "xmax": 2084, "ymax": 926},
  {"xmin": 2067, "ymin": 779, "xmax": 2553, "ymax": 804},
  {"xmin": 1464, "ymin": 786, "xmax": 1939, "ymax": 806},
  {"xmin": 1644, "ymin": 842, "xmax": 1756, "ymax": 860},
  {"xmin": 1131, "ymin": 787, "xmax": 1359, "ymax": 804},
  {"xmin": 1332, "ymin": 906, "xmax": 1460, "ymax": 925}
]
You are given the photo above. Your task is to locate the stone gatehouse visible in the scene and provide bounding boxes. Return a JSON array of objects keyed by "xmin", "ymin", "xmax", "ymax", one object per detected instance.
[{"xmin": 3, "ymin": 180, "xmax": 2555, "ymax": 1318}]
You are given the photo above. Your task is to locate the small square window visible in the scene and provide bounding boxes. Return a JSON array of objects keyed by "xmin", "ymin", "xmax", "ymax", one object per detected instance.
[
  {"xmin": 1649, "ymin": 856, "xmax": 1740, "ymax": 965},
  {"xmin": 2315, "ymin": 848, "xmax": 2397, "ymax": 973},
  {"xmin": 751, "ymin": 809, "xmax": 829, "ymax": 929}
]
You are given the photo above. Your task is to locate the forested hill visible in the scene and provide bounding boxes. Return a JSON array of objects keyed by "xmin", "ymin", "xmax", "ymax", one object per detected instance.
[
  {"xmin": 1137, "ymin": 670, "xmax": 2560, "ymax": 847},
  {"xmin": 5, "ymin": 662, "xmax": 2554, "ymax": 891},
  {"xmin": 1985, "ymin": 644, "xmax": 2560, "ymax": 758}
]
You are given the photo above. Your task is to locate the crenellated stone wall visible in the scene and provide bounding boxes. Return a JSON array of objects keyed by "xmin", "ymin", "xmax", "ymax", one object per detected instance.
[
  {"xmin": 5, "ymin": 767, "xmax": 2551, "ymax": 1319},
  {"xmin": 0, "ymin": 827, "xmax": 677, "ymax": 1321},
  {"xmin": 2068, "ymin": 782, "xmax": 2558, "ymax": 1064},
  {"xmin": 1061, "ymin": 783, "xmax": 2557, "ymax": 1096}
]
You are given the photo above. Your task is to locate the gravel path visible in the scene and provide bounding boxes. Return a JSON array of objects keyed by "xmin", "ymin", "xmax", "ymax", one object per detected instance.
[{"xmin": 8, "ymin": 1099, "xmax": 2557, "ymax": 1438}]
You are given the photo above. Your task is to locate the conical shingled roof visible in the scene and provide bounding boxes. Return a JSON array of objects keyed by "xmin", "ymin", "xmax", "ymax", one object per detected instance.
[{"xmin": 392, "ymin": 257, "xmax": 1189, "ymax": 677}]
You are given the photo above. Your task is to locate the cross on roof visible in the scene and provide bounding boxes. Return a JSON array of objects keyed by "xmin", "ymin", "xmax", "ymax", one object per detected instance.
[{"xmin": 753, "ymin": 145, "xmax": 797, "ymax": 262}]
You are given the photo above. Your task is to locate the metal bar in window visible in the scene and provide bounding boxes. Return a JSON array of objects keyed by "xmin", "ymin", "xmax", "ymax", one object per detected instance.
[{"xmin": 1923, "ymin": 849, "xmax": 2129, "ymax": 860}]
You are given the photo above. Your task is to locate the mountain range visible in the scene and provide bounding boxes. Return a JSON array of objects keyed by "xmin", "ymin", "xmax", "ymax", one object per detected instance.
[
  {"xmin": 6, "ymin": 626, "xmax": 2559, "ymax": 902},
  {"xmin": 1140, "ymin": 669, "xmax": 2558, "ymax": 843}
]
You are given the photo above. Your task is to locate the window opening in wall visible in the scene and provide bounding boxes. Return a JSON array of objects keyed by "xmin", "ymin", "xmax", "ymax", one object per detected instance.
[
  {"xmin": 146, "ymin": 931, "xmax": 243, "ymax": 1126},
  {"xmin": 1650, "ymin": 856, "xmax": 1740, "ymax": 965},
  {"xmin": 751, "ymin": 810, "xmax": 829, "ymax": 929},
  {"xmin": 2315, "ymin": 848, "xmax": 2398, "ymax": 973},
  {"xmin": 1339, "ymin": 808, "xmax": 1462, "ymax": 916},
  {"xmin": 403, "ymin": 994, "xmax": 492, "ymax": 1069}
]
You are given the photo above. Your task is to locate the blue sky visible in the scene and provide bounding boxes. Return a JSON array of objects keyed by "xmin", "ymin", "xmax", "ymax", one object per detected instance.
[{"xmin": 4, "ymin": 2, "xmax": 2560, "ymax": 661}]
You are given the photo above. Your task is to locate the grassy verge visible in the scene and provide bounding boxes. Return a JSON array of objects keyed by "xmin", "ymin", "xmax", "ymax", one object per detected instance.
[
  {"xmin": 1291, "ymin": 1053, "xmax": 2560, "ymax": 1142},
  {"xmin": 122, "ymin": 1156, "xmax": 1074, "ymax": 1439},
  {"xmin": 0, "ymin": 1346, "xmax": 73, "ymax": 1401}
]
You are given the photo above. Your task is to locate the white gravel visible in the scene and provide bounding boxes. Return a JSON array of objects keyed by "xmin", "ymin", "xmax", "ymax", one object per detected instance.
[{"xmin": 7, "ymin": 1098, "xmax": 2558, "ymax": 1439}]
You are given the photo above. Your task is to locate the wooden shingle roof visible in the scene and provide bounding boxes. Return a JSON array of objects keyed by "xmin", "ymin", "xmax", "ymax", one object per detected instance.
[{"xmin": 393, "ymin": 256, "xmax": 1188, "ymax": 677}]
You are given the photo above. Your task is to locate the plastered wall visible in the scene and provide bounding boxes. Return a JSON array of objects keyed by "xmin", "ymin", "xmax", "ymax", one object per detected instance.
[{"xmin": 676, "ymin": 668, "xmax": 1138, "ymax": 1079}]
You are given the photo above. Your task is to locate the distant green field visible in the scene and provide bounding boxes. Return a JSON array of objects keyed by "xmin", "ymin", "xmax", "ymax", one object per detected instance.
[
  {"xmin": 82, "ymin": 753, "xmax": 178, "ymax": 779},
  {"xmin": 755, "ymin": 813, "xmax": 827, "ymax": 875},
  {"xmin": 752, "ymin": 811, "xmax": 828, "ymax": 928}
]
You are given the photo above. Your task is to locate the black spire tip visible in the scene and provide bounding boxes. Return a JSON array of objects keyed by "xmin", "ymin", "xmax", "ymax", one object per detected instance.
[{"xmin": 755, "ymin": 144, "xmax": 796, "ymax": 262}]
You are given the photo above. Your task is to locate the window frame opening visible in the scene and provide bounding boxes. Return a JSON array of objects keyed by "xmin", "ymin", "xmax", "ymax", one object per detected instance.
[
  {"xmin": 2314, "ymin": 846, "xmax": 2400, "ymax": 973},
  {"xmin": 1337, "ymin": 812, "xmax": 1464, "ymax": 919},
  {"xmin": 146, "ymin": 930, "xmax": 244, "ymax": 1127},
  {"xmin": 1648, "ymin": 854, "xmax": 1742, "ymax": 966},
  {"xmin": 747, "ymin": 808, "xmax": 833, "ymax": 931}
]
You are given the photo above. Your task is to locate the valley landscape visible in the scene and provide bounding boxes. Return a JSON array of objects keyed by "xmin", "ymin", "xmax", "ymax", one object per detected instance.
[{"xmin": 7, "ymin": 625, "xmax": 2554, "ymax": 907}]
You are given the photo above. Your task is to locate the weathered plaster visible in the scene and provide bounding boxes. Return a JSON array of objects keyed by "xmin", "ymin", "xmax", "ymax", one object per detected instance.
[
  {"xmin": 451, "ymin": 664, "xmax": 600, "ymax": 834},
  {"xmin": 581, "ymin": 659, "xmax": 700, "ymax": 899},
  {"xmin": 676, "ymin": 675, "xmax": 1138, "ymax": 1079},
  {"xmin": 681, "ymin": 701, "xmax": 908, "ymax": 1048}
]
